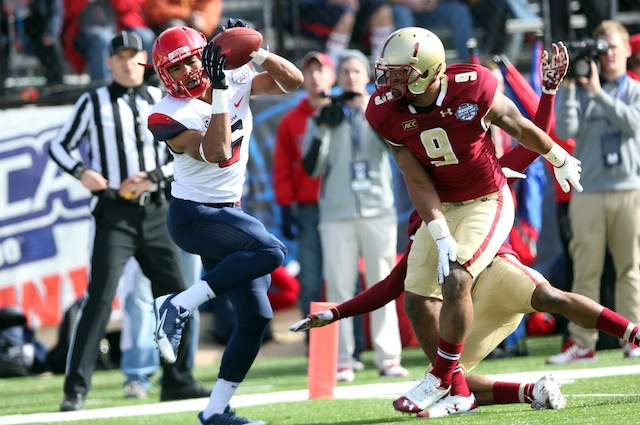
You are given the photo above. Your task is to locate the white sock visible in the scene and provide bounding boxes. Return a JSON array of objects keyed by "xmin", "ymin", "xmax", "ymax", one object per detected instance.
[
  {"xmin": 171, "ymin": 279, "xmax": 215, "ymax": 312},
  {"xmin": 369, "ymin": 26, "xmax": 394, "ymax": 58},
  {"xmin": 202, "ymin": 378, "xmax": 240, "ymax": 418},
  {"xmin": 326, "ymin": 32, "xmax": 350, "ymax": 65}
]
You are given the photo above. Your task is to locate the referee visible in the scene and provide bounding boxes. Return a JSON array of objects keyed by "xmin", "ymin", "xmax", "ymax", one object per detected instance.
[{"xmin": 49, "ymin": 31, "xmax": 208, "ymax": 411}]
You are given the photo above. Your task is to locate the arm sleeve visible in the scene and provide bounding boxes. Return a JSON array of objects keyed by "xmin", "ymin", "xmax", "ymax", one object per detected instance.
[{"xmin": 48, "ymin": 93, "xmax": 92, "ymax": 175}]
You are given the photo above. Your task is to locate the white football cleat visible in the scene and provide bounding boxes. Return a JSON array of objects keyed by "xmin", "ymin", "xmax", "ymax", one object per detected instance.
[
  {"xmin": 530, "ymin": 374, "xmax": 566, "ymax": 410},
  {"xmin": 417, "ymin": 393, "xmax": 478, "ymax": 418},
  {"xmin": 392, "ymin": 373, "xmax": 450, "ymax": 413}
]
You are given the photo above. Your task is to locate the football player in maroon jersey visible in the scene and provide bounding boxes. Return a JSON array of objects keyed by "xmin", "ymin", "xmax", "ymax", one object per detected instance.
[{"xmin": 361, "ymin": 27, "xmax": 582, "ymax": 415}]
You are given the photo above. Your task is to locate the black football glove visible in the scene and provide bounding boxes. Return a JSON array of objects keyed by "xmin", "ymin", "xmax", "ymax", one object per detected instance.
[
  {"xmin": 201, "ymin": 41, "xmax": 228, "ymax": 90},
  {"xmin": 217, "ymin": 18, "xmax": 250, "ymax": 34}
]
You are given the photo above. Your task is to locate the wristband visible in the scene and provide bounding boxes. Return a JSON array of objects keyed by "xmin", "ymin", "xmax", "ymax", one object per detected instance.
[
  {"xmin": 199, "ymin": 143, "xmax": 212, "ymax": 163},
  {"xmin": 542, "ymin": 143, "xmax": 567, "ymax": 167},
  {"xmin": 250, "ymin": 48, "xmax": 268, "ymax": 65},
  {"xmin": 427, "ymin": 218, "xmax": 451, "ymax": 241},
  {"xmin": 211, "ymin": 89, "xmax": 229, "ymax": 115}
]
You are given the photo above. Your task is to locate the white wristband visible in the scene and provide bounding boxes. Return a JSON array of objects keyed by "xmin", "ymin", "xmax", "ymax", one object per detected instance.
[
  {"xmin": 542, "ymin": 143, "xmax": 567, "ymax": 168},
  {"xmin": 250, "ymin": 48, "xmax": 268, "ymax": 65},
  {"xmin": 211, "ymin": 89, "xmax": 229, "ymax": 115},
  {"xmin": 427, "ymin": 218, "xmax": 451, "ymax": 241}
]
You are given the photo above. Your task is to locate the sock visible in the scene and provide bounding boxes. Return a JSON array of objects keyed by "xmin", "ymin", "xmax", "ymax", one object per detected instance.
[
  {"xmin": 520, "ymin": 382, "xmax": 535, "ymax": 404},
  {"xmin": 430, "ymin": 337, "xmax": 463, "ymax": 388},
  {"xmin": 595, "ymin": 307, "xmax": 640, "ymax": 346},
  {"xmin": 450, "ymin": 366, "xmax": 471, "ymax": 397},
  {"xmin": 202, "ymin": 378, "xmax": 239, "ymax": 419},
  {"xmin": 492, "ymin": 381, "xmax": 524, "ymax": 404},
  {"xmin": 369, "ymin": 26, "xmax": 394, "ymax": 58},
  {"xmin": 172, "ymin": 279, "xmax": 215, "ymax": 312},
  {"xmin": 326, "ymin": 32, "xmax": 350, "ymax": 65}
]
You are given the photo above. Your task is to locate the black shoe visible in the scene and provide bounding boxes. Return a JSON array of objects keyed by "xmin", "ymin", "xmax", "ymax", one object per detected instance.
[
  {"xmin": 160, "ymin": 380, "xmax": 210, "ymax": 401},
  {"xmin": 60, "ymin": 393, "xmax": 84, "ymax": 411}
]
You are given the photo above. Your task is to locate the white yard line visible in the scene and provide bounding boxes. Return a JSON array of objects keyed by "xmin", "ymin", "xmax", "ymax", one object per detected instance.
[{"xmin": 3, "ymin": 364, "xmax": 640, "ymax": 425}]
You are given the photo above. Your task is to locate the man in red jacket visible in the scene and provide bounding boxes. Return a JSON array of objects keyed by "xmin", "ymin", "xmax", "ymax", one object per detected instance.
[{"xmin": 273, "ymin": 52, "xmax": 335, "ymax": 321}]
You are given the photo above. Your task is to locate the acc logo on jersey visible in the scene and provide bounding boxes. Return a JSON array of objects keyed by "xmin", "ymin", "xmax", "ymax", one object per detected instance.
[
  {"xmin": 402, "ymin": 119, "xmax": 418, "ymax": 131},
  {"xmin": 455, "ymin": 103, "xmax": 479, "ymax": 121}
]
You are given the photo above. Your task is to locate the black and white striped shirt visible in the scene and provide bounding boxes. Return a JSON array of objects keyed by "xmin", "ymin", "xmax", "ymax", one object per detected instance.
[{"xmin": 49, "ymin": 82, "xmax": 172, "ymax": 189}]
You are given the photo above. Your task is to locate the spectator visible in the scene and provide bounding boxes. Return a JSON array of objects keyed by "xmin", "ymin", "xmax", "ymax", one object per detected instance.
[
  {"xmin": 627, "ymin": 33, "xmax": 640, "ymax": 81},
  {"xmin": 302, "ymin": 49, "xmax": 408, "ymax": 382},
  {"xmin": 273, "ymin": 51, "xmax": 335, "ymax": 326},
  {"xmin": 298, "ymin": 0, "xmax": 395, "ymax": 64},
  {"xmin": 389, "ymin": 0, "xmax": 475, "ymax": 62},
  {"xmin": 549, "ymin": 20, "xmax": 640, "ymax": 364},
  {"xmin": 48, "ymin": 31, "xmax": 209, "ymax": 412},
  {"xmin": 62, "ymin": 0, "xmax": 156, "ymax": 82},
  {"xmin": 141, "ymin": 0, "xmax": 223, "ymax": 38}
]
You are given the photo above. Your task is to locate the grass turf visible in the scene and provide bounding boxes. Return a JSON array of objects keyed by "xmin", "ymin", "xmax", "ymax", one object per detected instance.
[{"xmin": 2, "ymin": 335, "xmax": 640, "ymax": 424}]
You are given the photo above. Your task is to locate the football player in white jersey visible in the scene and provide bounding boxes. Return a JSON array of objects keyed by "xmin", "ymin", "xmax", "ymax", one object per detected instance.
[{"xmin": 147, "ymin": 20, "xmax": 302, "ymax": 425}]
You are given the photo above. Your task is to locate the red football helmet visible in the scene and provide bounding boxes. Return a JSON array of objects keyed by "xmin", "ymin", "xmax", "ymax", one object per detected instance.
[{"xmin": 152, "ymin": 26, "xmax": 211, "ymax": 99}]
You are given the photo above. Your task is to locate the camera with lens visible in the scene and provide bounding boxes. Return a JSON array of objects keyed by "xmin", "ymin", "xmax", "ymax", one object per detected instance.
[
  {"xmin": 566, "ymin": 38, "xmax": 610, "ymax": 79},
  {"xmin": 316, "ymin": 91, "xmax": 360, "ymax": 127}
]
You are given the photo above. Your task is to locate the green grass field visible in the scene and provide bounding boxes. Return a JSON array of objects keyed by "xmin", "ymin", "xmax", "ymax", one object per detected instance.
[{"xmin": 2, "ymin": 335, "xmax": 640, "ymax": 424}]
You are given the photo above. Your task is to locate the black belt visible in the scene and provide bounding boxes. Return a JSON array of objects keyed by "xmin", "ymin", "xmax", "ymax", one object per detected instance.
[
  {"xmin": 99, "ymin": 189, "xmax": 163, "ymax": 207},
  {"xmin": 203, "ymin": 201, "xmax": 241, "ymax": 208}
]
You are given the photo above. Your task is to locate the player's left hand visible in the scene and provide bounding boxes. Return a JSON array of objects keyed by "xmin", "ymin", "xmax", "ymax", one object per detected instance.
[
  {"xmin": 435, "ymin": 236, "xmax": 456, "ymax": 284},
  {"xmin": 554, "ymin": 154, "xmax": 583, "ymax": 193},
  {"xmin": 289, "ymin": 309, "xmax": 338, "ymax": 332},
  {"xmin": 202, "ymin": 42, "xmax": 228, "ymax": 89},
  {"xmin": 502, "ymin": 167, "xmax": 527, "ymax": 180},
  {"xmin": 541, "ymin": 41, "xmax": 569, "ymax": 94}
]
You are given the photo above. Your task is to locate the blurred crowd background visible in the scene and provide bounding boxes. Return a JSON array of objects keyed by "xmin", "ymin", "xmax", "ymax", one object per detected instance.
[{"xmin": 1, "ymin": 0, "xmax": 639, "ymax": 108}]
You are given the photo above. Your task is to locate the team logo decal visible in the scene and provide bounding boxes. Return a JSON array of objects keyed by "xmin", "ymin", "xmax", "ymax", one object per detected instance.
[
  {"xmin": 402, "ymin": 119, "xmax": 418, "ymax": 130},
  {"xmin": 203, "ymin": 116, "xmax": 211, "ymax": 128},
  {"xmin": 231, "ymin": 67, "xmax": 251, "ymax": 84},
  {"xmin": 455, "ymin": 103, "xmax": 478, "ymax": 121},
  {"xmin": 440, "ymin": 107, "xmax": 453, "ymax": 117}
]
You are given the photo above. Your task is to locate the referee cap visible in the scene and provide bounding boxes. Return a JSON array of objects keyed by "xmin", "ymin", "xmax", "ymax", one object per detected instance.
[{"xmin": 110, "ymin": 31, "xmax": 143, "ymax": 56}]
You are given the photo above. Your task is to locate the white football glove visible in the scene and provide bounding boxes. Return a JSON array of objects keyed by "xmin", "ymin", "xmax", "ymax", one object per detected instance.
[
  {"xmin": 501, "ymin": 167, "xmax": 527, "ymax": 180},
  {"xmin": 288, "ymin": 309, "xmax": 338, "ymax": 332},
  {"xmin": 427, "ymin": 218, "xmax": 457, "ymax": 284},
  {"xmin": 543, "ymin": 143, "xmax": 583, "ymax": 193}
]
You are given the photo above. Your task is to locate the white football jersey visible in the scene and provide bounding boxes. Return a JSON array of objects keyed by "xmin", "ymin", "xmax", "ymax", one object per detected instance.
[{"xmin": 149, "ymin": 66, "xmax": 254, "ymax": 203}]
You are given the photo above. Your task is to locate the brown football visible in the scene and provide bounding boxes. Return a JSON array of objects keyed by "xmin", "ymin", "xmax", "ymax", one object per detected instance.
[{"xmin": 212, "ymin": 27, "xmax": 263, "ymax": 70}]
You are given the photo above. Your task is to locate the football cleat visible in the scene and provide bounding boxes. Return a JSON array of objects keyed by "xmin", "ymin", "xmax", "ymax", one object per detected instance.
[
  {"xmin": 379, "ymin": 363, "xmax": 410, "ymax": 378},
  {"xmin": 198, "ymin": 407, "xmax": 266, "ymax": 425},
  {"xmin": 393, "ymin": 373, "xmax": 450, "ymax": 413},
  {"xmin": 153, "ymin": 293, "xmax": 190, "ymax": 364},
  {"xmin": 529, "ymin": 374, "xmax": 566, "ymax": 410},
  {"xmin": 546, "ymin": 338, "xmax": 596, "ymax": 364},
  {"xmin": 336, "ymin": 367, "xmax": 355, "ymax": 382},
  {"xmin": 417, "ymin": 393, "xmax": 478, "ymax": 418},
  {"xmin": 623, "ymin": 341, "xmax": 640, "ymax": 358}
]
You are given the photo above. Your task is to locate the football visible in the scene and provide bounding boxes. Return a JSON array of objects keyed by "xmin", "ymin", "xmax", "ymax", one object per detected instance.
[{"xmin": 212, "ymin": 27, "xmax": 264, "ymax": 70}]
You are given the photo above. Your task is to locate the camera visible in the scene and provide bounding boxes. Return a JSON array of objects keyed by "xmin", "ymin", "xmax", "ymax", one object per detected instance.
[
  {"xmin": 566, "ymin": 38, "xmax": 610, "ymax": 79},
  {"xmin": 316, "ymin": 91, "xmax": 360, "ymax": 127}
]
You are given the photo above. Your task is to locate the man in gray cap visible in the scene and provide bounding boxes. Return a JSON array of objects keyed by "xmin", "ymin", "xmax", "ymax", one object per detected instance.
[{"xmin": 302, "ymin": 49, "xmax": 409, "ymax": 382}]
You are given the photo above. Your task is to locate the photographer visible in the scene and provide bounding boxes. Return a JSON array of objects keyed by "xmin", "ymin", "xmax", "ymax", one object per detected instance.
[
  {"xmin": 302, "ymin": 49, "xmax": 408, "ymax": 381},
  {"xmin": 549, "ymin": 20, "xmax": 640, "ymax": 364}
]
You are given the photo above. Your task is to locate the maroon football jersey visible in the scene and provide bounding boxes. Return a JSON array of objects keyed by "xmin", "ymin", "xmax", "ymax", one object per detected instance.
[{"xmin": 366, "ymin": 64, "xmax": 506, "ymax": 202}]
